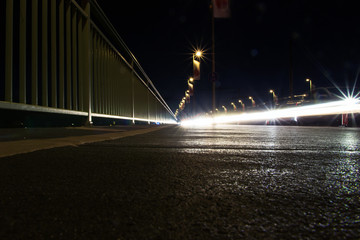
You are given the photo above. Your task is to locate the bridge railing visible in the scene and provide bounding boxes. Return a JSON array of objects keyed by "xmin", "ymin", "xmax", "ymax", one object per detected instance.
[{"xmin": 0, "ymin": 0, "xmax": 177, "ymax": 124}]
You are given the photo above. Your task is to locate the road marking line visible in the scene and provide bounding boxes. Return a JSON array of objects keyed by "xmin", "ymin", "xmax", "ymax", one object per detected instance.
[{"xmin": 0, "ymin": 126, "xmax": 168, "ymax": 158}]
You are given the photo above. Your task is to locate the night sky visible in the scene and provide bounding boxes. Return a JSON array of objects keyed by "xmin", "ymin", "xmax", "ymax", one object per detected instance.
[{"xmin": 99, "ymin": 0, "xmax": 360, "ymax": 113}]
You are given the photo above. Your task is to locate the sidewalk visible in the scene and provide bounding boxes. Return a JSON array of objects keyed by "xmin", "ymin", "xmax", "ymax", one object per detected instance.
[{"xmin": 0, "ymin": 125, "xmax": 167, "ymax": 158}]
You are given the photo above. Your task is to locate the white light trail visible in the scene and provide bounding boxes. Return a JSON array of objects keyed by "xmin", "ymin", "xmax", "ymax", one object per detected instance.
[{"xmin": 181, "ymin": 98, "xmax": 360, "ymax": 127}]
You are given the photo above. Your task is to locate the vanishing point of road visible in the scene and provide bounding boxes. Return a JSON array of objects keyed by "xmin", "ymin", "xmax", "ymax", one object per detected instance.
[{"xmin": 0, "ymin": 125, "xmax": 359, "ymax": 239}]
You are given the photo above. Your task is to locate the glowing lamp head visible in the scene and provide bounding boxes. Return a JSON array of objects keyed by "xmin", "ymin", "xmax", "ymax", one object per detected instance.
[
  {"xmin": 195, "ymin": 51, "xmax": 202, "ymax": 57},
  {"xmin": 269, "ymin": 90, "xmax": 273, "ymax": 93},
  {"xmin": 306, "ymin": 78, "xmax": 310, "ymax": 82},
  {"xmin": 249, "ymin": 96, "xmax": 253, "ymax": 100}
]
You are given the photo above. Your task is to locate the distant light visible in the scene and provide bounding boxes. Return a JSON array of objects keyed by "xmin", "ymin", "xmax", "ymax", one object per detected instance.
[{"xmin": 195, "ymin": 51, "xmax": 202, "ymax": 57}]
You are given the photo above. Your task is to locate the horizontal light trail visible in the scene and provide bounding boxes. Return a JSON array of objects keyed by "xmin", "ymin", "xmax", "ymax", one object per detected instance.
[{"xmin": 181, "ymin": 98, "xmax": 360, "ymax": 127}]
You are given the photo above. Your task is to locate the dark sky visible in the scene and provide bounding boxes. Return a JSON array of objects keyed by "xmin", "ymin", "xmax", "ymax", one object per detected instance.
[{"xmin": 99, "ymin": 0, "xmax": 360, "ymax": 113}]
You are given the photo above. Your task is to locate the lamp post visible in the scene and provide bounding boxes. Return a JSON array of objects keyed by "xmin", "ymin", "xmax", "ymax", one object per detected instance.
[
  {"xmin": 238, "ymin": 100, "xmax": 245, "ymax": 111},
  {"xmin": 222, "ymin": 105, "xmax": 227, "ymax": 113},
  {"xmin": 269, "ymin": 89, "xmax": 278, "ymax": 105},
  {"xmin": 231, "ymin": 102, "xmax": 237, "ymax": 111},
  {"xmin": 192, "ymin": 51, "xmax": 202, "ymax": 116},
  {"xmin": 249, "ymin": 96, "xmax": 255, "ymax": 107},
  {"xmin": 193, "ymin": 50, "xmax": 202, "ymax": 80},
  {"xmin": 306, "ymin": 78, "xmax": 312, "ymax": 93},
  {"xmin": 188, "ymin": 77, "xmax": 194, "ymax": 96}
]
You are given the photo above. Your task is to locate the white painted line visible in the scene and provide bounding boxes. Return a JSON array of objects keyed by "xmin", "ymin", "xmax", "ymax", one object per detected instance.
[{"xmin": 0, "ymin": 126, "xmax": 168, "ymax": 158}]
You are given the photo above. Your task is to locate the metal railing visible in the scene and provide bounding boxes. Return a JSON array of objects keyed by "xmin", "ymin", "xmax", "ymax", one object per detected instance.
[{"xmin": 1, "ymin": 0, "xmax": 177, "ymax": 124}]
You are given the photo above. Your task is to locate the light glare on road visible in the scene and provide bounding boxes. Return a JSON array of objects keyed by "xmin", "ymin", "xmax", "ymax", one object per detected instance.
[{"xmin": 181, "ymin": 98, "xmax": 360, "ymax": 127}]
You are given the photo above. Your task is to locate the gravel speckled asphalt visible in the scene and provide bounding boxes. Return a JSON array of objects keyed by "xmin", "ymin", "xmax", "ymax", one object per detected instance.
[{"xmin": 0, "ymin": 125, "xmax": 359, "ymax": 239}]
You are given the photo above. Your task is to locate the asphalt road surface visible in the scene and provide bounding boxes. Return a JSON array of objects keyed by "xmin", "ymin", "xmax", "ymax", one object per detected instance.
[{"xmin": 0, "ymin": 125, "xmax": 359, "ymax": 239}]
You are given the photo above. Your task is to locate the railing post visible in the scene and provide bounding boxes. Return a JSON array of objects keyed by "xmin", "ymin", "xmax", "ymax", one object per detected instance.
[
  {"xmin": 31, "ymin": 0, "xmax": 38, "ymax": 105},
  {"xmin": 131, "ymin": 60, "xmax": 135, "ymax": 124},
  {"xmin": 66, "ymin": 1, "xmax": 72, "ymax": 109},
  {"xmin": 72, "ymin": 8, "xmax": 78, "ymax": 110},
  {"xmin": 41, "ymin": 0, "xmax": 48, "ymax": 106},
  {"xmin": 59, "ymin": 0, "xmax": 65, "ymax": 108},
  {"xmin": 5, "ymin": 0, "xmax": 13, "ymax": 102},
  {"xmin": 82, "ymin": 0, "xmax": 92, "ymax": 125},
  {"xmin": 51, "ymin": 0, "xmax": 57, "ymax": 107},
  {"xmin": 19, "ymin": 0, "xmax": 26, "ymax": 103},
  {"xmin": 147, "ymin": 81, "xmax": 150, "ymax": 124}
]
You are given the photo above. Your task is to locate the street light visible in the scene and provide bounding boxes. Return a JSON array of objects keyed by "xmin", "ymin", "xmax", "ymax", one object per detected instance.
[
  {"xmin": 231, "ymin": 102, "xmax": 237, "ymax": 111},
  {"xmin": 306, "ymin": 78, "xmax": 312, "ymax": 93},
  {"xmin": 238, "ymin": 100, "xmax": 245, "ymax": 111},
  {"xmin": 249, "ymin": 96, "xmax": 256, "ymax": 107},
  {"xmin": 188, "ymin": 78, "xmax": 194, "ymax": 96},
  {"xmin": 269, "ymin": 89, "xmax": 278, "ymax": 105},
  {"xmin": 193, "ymin": 50, "xmax": 202, "ymax": 80},
  {"xmin": 222, "ymin": 105, "xmax": 227, "ymax": 113},
  {"xmin": 195, "ymin": 50, "xmax": 202, "ymax": 58}
]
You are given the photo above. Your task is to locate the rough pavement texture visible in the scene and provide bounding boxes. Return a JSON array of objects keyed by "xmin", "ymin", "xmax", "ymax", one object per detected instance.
[{"xmin": 0, "ymin": 125, "xmax": 359, "ymax": 239}]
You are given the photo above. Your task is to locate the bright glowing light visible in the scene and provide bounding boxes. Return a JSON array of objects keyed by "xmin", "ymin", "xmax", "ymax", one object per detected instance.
[
  {"xmin": 195, "ymin": 51, "xmax": 202, "ymax": 57},
  {"xmin": 181, "ymin": 98, "xmax": 360, "ymax": 127}
]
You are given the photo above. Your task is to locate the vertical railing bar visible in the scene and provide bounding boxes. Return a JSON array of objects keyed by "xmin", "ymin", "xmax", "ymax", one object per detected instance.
[
  {"xmin": 131, "ymin": 60, "xmax": 135, "ymax": 123},
  {"xmin": 100, "ymin": 40, "xmax": 105, "ymax": 114},
  {"xmin": 59, "ymin": 0, "xmax": 65, "ymax": 108},
  {"xmin": 83, "ymin": 0, "xmax": 91, "ymax": 124},
  {"xmin": 111, "ymin": 51, "xmax": 114, "ymax": 116},
  {"xmin": 31, "ymin": 0, "xmax": 38, "ymax": 105},
  {"xmin": 106, "ymin": 45, "xmax": 109, "ymax": 115},
  {"xmin": 116, "ymin": 56, "xmax": 120, "ymax": 116},
  {"xmin": 94, "ymin": 34, "xmax": 99, "ymax": 113},
  {"xmin": 102, "ymin": 42, "xmax": 106, "ymax": 114},
  {"xmin": 147, "ymin": 82, "xmax": 150, "ymax": 124},
  {"xmin": 19, "ymin": 0, "xmax": 26, "ymax": 103},
  {"xmin": 5, "ymin": 0, "xmax": 13, "ymax": 102},
  {"xmin": 31, "ymin": 0, "xmax": 39, "ymax": 105},
  {"xmin": 77, "ymin": 14, "xmax": 83, "ymax": 111},
  {"xmin": 41, "ymin": 0, "xmax": 48, "ymax": 106},
  {"xmin": 51, "ymin": 0, "xmax": 57, "ymax": 107},
  {"xmin": 72, "ymin": 8, "xmax": 78, "ymax": 110},
  {"xmin": 97, "ymin": 39, "xmax": 101, "ymax": 114},
  {"xmin": 106, "ymin": 45, "xmax": 111, "ymax": 114},
  {"xmin": 65, "ymin": 1, "xmax": 72, "ymax": 109}
]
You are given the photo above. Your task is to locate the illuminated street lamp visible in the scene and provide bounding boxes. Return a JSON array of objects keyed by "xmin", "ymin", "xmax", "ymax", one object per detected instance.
[
  {"xmin": 222, "ymin": 105, "xmax": 227, "ymax": 113},
  {"xmin": 193, "ymin": 50, "xmax": 202, "ymax": 80},
  {"xmin": 188, "ymin": 78, "xmax": 194, "ymax": 96},
  {"xmin": 249, "ymin": 96, "xmax": 256, "ymax": 107},
  {"xmin": 185, "ymin": 90, "xmax": 190, "ymax": 103},
  {"xmin": 231, "ymin": 102, "xmax": 237, "ymax": 111},
  {"xmin": 269, "ymin": 89, "xmax": 278, "ymax": 105},
  {"xmin": 238, "ymin": 100, "xmax": 245, "ymax": 111},
  {"xmin": 195, "ymin": 50, "xmax": 202, "ymax": 58},
  {"xmin": 306, "ymin": 78, "xmax": 312, "ymax": 93}
]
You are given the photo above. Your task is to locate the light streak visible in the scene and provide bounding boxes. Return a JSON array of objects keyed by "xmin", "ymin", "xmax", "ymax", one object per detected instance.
[{"xmin": 181, "ymin": 98, "xmax": 360, "ymax": 127}]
